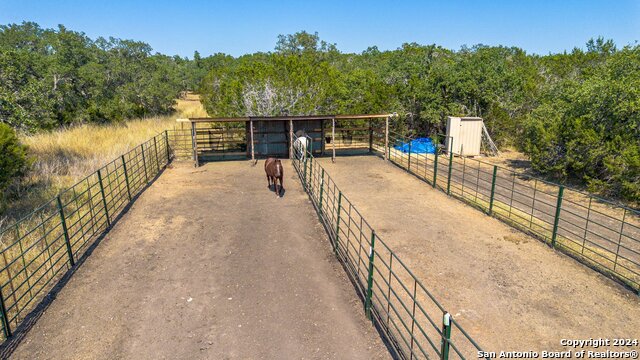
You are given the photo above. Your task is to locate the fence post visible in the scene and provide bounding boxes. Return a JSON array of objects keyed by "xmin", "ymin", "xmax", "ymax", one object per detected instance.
[
  {"xmin": 409, "ymin": 281, "xmax": 418, "ymax": 359},
  {"xmin": 0, "ymin": 287, "xmax": 11, "ymax": 338},
  {"xmin": 447, "ymin": 155, "xmax": 453, "ymax": 196},
  {"xmin": 613, "ymin": 208, "xmax": 627, "ymax": 271},
  {"xmin": 153, "ymin": 136, "xmax": 160, "ymax": 173},
  {"xmin": 365, "ymin": 229, "xmax": 377, "ymax": 320},
  {"xmin": 122, "ymin": 155, "xmax": 131, "ymax": 201},
  {"xmin": 384, "ymin": 116, "xmax": 389, "ymax": 161},
  {"xmin": 165, "ymin": 130, "xmax": 171, "ymax": 163},
  {"xmin": 309, "ymin": 157, "xmax": 314, "ymax": 193},
  {"xmin": 319, "ymin": 168, "xmax": 325, "ymax": 215},
  {"xmin": 56, "ymin": 195, "xmax": 75, "ymax": 267},
  {"xmin": 303, "ymin": 157, "xmax": 308, "ymax": 190},
  {"xmin": 334, "ymin": 191, "xmax": 342, "ymax": 255},
  {"xmin": 440, "ymin": 312, "xmax": 452, "ymax": 360},
  {"xmin": 433, "ymin": 145, "xmax": 439, "ymax": 188},
  {"xmin": 489, "ymin": 165, "xmax": 498, "ymax": 215},
  {"xmin": 141, "ymin": 144, "xmax": 148, "ymax": 183},
  {"xmin": 408, "ymin": 142, "xmax": 412, "ymax": 171},
  {"xmin": 446, "ymin": 137, "xmax": 454, "ymax": 195},
  {"xmin": 368, "ymin": 120, "xmax": 373, "ymax": 153},
  {"xmin": 551, "ymin": 186, "xmax": 564, "ymax": 247},
  {"xmin": 97, "ymin": 169, "xmax": 111, "ymax": 228}
]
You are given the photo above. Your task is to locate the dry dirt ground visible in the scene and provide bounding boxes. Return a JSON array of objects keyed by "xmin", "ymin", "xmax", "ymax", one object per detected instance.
[
  {"xmin": 317, "ymin": 155, "xmax": 640, "ymax": 352},
  {"xmin": 9, "ymin": 161, "xmax": 390, "ymax": 359}
]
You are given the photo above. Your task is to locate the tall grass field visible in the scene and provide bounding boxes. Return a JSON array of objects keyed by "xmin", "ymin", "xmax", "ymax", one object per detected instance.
[{"xmin": 2, "ymin": 93, "xmax": 207, "ymax": 223}]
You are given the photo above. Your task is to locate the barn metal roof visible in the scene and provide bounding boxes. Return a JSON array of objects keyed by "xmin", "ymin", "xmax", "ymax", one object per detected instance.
[{"xmin": 183, "ymin": 114, "xmax": 395, "ymax": 123}]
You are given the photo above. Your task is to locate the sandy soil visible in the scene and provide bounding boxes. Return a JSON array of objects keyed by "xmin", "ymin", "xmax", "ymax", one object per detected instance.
[
  {"xmin": 9, "ymin": 161, "xmax": 390, "ymax": 359},
  {"xmin": 317, "ymin": 155, "xmax": 640, "ymax": 352}
]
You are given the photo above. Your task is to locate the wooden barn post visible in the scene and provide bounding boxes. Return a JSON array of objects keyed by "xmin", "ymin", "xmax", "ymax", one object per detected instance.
[
  {"xmin": 368, "ymin": 118, "xmax": 373, "ymax": 153},
  {"xmin": 289, "ymin": 119, "xmax": 294, "ymax": 159},
  {"xmin": 332, "ymin": 117, "xmax": 336, "ymax": 162},
  {"xmin": 320, "ymin": 120, "xmax": 326, "ymax": 156},
  {"xmin": 384, "ymin": 115, "xmax": 389, "ymax": 161},
  {"xmin": 249, "ymin": 118, "xmax": 255, "ymax": 161}
]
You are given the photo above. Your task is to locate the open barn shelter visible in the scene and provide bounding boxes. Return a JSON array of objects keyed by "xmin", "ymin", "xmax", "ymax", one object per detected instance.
[{"xmin": 181, "ymin": 114, "xmax": 395, "ymax": 166}]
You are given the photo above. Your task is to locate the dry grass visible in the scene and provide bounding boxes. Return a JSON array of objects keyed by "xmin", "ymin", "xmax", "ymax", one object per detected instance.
[
  {"xmin": 175, "ymin": 92, "xmax": 208, "ymax": 118},
  {"xmin": 4, "ymin": 93, "xmax": 207, "ymax": 220},
  {"xmin": 0, "ymin": 94, "xmax": 206, "ymax": 332}
]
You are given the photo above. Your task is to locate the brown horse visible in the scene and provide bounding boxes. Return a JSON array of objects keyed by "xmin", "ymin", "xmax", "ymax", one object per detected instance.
[{"xmin": 264, "ymin": 158, "xmax": 284, "ymax": 197}]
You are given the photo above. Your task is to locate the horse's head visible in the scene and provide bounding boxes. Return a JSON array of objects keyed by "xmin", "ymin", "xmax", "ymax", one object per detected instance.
[{"xmin": 274, "ymin": 159, "xmax": 283, "ymax": 177}]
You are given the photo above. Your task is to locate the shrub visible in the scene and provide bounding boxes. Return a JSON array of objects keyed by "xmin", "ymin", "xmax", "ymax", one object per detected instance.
[{"xmin": 0, "ymin": 123, "xmax": 29, "ymax": 194}]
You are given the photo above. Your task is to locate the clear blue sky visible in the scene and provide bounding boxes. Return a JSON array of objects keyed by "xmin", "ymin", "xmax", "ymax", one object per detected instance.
[{"xmin": 1, "ymin": 0, "xmax": 638, "ymax": 58}]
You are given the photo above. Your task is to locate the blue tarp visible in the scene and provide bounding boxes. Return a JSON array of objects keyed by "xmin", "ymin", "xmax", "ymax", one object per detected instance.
[{"xmin": 394, "ymin": 137, "xmax": 436, "ymax": 154}]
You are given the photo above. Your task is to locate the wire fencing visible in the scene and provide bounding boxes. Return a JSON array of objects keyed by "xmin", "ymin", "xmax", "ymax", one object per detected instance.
[
  {"xmin": 380, "ymin": 132, "xmax": 640, "ymax": 293},
  {"xmin": 0, "ymin": 131, "xmax": 171, "ymax": 340},
  {"xmin": 292, "ymin": 135, "xmax": 488, "ymax": 360}
]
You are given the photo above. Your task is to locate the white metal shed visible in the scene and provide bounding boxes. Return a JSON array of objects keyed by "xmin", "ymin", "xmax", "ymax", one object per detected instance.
[{"xmin": 445, "ymin": 116, "xmax": 484, "ymax": 156}]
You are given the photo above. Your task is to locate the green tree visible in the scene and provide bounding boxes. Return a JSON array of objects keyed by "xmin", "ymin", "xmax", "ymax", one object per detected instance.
[{"xmin": 0, "ymin": 123, "xmax": 29, "ymax": 195}]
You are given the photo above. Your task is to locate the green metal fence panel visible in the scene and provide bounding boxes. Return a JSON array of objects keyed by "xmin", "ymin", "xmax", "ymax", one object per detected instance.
[
  {"xmin": 381, "ymin": 132, "xmax": 640, "ymax": 292},
  {"xmin": 290, "ymin": 136, "xmax": 489, "ymax": 359},
  {"xmin": 0, "ymin": 132, "xmax": 171, "ymax": 342}
]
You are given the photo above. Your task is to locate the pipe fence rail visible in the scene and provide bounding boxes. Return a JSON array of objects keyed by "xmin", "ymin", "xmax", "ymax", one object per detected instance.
[
  {"xmin": 292, "ymin": 135, "xmax": 488, "ymax": 360},
  {"xmin": 0, "ymin": 131, "xmax": 172, "ymax": 340},
  {"xmin": 380, "ymin": 132, "xmax": 640, "ymax": 293}
]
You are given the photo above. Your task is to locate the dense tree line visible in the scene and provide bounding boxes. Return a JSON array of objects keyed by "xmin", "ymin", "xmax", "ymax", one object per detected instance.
[
  {"xmin": 199, "ymin": 33, "xmax": 639, "ymax": 203},
  {"xmin": 0, "ymin": 23, "xmax": 637, "ymax": 203},
  {"xmin": 0, "ymin": 22, "xmax": 199, "ymax": 197},
  {"xmin": 0, "ymin": 22, "xmax": 197, "ymax": 132}
]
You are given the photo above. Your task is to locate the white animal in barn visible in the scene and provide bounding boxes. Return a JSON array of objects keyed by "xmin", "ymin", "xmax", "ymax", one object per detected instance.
[{"xmin": 293, "ymin": 136, "xmax": 309, "ymax": 161}]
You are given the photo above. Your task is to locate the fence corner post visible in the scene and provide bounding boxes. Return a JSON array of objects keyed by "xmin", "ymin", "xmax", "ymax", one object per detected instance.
[
  {"xmin": 56, "ymin": 195, "xmax": 75, "ymax": 267},
  {"xmin": 440, "ymin": 312, "xmax": 452, "ymax": 360},
  {"xmin": 365, "ymin": 230, "xmax": 377, "ymax": 320},
  {"xmin": 551, "ymin": 185, "xmax": 565, "ymax": 247},
  {"xmin": 489, "ymin": 165, "xmax": 498, "ymax": 215},
  {"xmin": 165, "ymin": 130, "xmax": 171, "ymax": 163}
]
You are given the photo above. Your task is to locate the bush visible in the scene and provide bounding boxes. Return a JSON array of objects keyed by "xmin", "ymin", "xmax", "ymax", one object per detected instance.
[{"xmin": 0, "ymin": 123, "xmax": 29, "ymax": 193}]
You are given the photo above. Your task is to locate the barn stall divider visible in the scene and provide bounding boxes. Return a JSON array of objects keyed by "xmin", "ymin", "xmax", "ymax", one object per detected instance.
[
  {"xmin": 291, "ymin": 134, "xmax": 488, "ymax": 360},
  {"xmin": 379, "ymin": 132, "xmax": 640, "ymax": 293},
  {"xmin": 0, "ymin": 131, "xmax": 172, "ymax": 340}
]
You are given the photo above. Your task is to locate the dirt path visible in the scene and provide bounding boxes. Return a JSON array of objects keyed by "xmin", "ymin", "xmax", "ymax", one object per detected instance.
[
  {"xmin": 317, "ymin": 155, "xmax": 640, "ymax": 352},
  {"xmin": 384, "ymin": 147, "xmax": 640, "ymax": 288},
  {"xmin": 10, "ymin": 161, "xmax": 389, "ymax": 359}
]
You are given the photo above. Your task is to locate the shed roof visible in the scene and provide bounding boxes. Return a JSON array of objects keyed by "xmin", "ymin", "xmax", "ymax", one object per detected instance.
[{"xmin": 180, "ymin": 114, "xmax": 394, "ymax": 123}]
